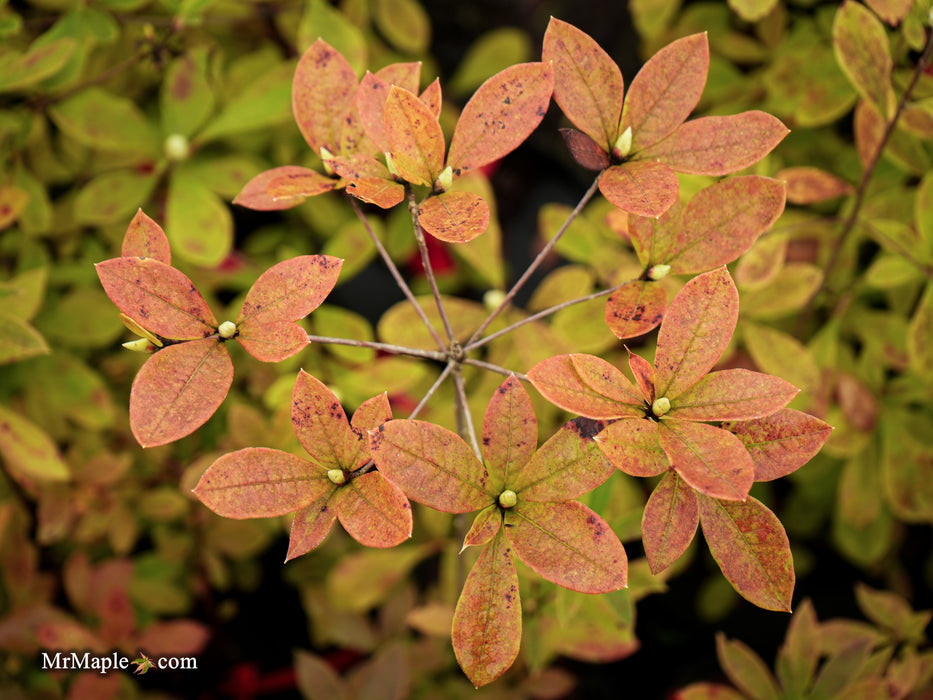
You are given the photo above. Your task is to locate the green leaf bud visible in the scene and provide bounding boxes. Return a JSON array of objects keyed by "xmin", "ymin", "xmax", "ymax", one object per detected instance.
[
  {"xmin": 652, "ymin": 396, "xmax": 671, "ymax": 417},
  {"xmin": 327, "ymin": 469, "xmax": 347, "ymax": 485},
  {"xmin": 499, "ymin": 490, "xmax": 518, "ymax": 508},
  {"xmin": 218, "ymin": 321, "xmax": 237, "ymax": 339}
]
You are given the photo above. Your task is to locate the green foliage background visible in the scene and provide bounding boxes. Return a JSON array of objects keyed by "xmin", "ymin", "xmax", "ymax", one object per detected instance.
[{"xmin": 2, "ymin": 0, "xmax": 933, "ymax": 697}]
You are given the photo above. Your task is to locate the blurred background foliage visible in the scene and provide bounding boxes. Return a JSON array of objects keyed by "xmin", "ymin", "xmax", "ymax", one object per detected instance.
[{"xmin": 1, "ymin": 0, "xmax": 933, "ymax": 697}]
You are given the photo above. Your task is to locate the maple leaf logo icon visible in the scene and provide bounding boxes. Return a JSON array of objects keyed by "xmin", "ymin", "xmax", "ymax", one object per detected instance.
[{"xmin": 131, "ymin": 652, "xmax": 154, "ymax": 675}]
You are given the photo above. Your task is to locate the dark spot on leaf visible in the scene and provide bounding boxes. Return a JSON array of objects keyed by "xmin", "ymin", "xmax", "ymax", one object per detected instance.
[
  {"xmin": 568, "ymin": 417, "xmax": 606, "ymax": 439},
  {"xmin": 482, "ymin": 437, "xmax": 490, "ymax": 446}
]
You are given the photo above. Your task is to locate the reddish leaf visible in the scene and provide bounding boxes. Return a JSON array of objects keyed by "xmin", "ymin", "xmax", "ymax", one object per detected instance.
[
  {"xmin": 327, "ymin": 153, "xmax": 388, "ymax": 180},
  {"xmin": 628, "ymin": 348, "xmax": 655, "ymax": 403},
  {"xmin": 642, "ymin": 471, "xmax": 699, "ymax": 574},
  {"xmin": 347, "ymin": 177, "xmax": 405, "ymax": 208},
  {"xmin": 595, "ymin": 418, "xmax": 668, "ymax": 477},
  {"xmin": 482, "ymin": 376, "xmax": 537, "ymax": 492},
  {"xmin": 543, "ymin": 17, "xmax": 623, "ymax": 151},
  {"xmin": 669, "ymin": 369, "xmax": 799, "ymax": 422},
  {"xmin": 505, "ymin": 500, "xmax": 627, "ymax": 593},
  {"xmin": 290, "ymin": 370, "xmax": 357, "ymax": 471},
  {"xmin": 333, "ymin": 472, "xmax": 412, "ymax": 548},
  {"xmin": 777, "ymin": 167, "xmax": 853, "ymax": 205},
  {"xmin": 560, "ymin": 128, "xmax": 610, "ymax": 171},
  {"xmin": 599, "ymin": 161, "xmax": 680, "ymax": 218},
  {"xmin": 447, "ymin": 62, "xmax": 554, "ymax": 173},
  {"xmin": 293, "ymin": 40, "xmax": 358, "ymax": 153},
  {"xmin": 385, "ymin": 86, "xmax": 445, "ymax": 186},
  {"xmin": 130, "ymin": 338, "xmax": 232, "ymax": 447},
  {"xmin": 604, "ymin": 280, "xmax": 668, "ymax": 339},
  {"xmin": 627, "ymin": 200, "xmax": 682, "ymax": 266},
  {"xmin": 639, "ymin": 111, "xmax": 789, "ymax": 176},
  {"xmin": 96, "ymin": 257, "xmax": 216, "ymax": 340},
  {"xmin": 622, "ymin": 32, "xmax": 709, "ymax": 151},
  {"xmin": 463, "ymin": 503, "xmax": 502, "ymax": 549},
  {"xmin": 653, "ymin": 267, "xmax": 739, "ymax": 400},
  {"xmin": 357, "ymin": 64, "xmax": 422, "ymax": 153},
  {"xmin": 833, "ymin": 0, "xmax": 896, "ymax": 119},
  {"xmin": 418, "ymin": 191, "xmax": 489, "ymax": 243},
  {"xmin": 193, "ymin": 446, "xmax": 329, "ymax": 518},
  {"xmin": 348, "ymin": 392, "xmax": 392, "ymax": 467},
  {"xmin": 527, "ymin": 353, "xmax": 645, "ymax": 419},
  {"xmin": 452, "ymin": 531, "xmax": 521, "ymax": 687},
  {"xmin": 723, "ymin": 409, "xmax": 834, "ymax": 482},
  {"xmin": 267, "ymin": 170, "xmax": 339, "ymax": 201},
  {"xmin": 716, "ymin": 632, "xmax": 782, "ymax": 700},
  {"xmin": 854, "ymin": 99, "xmax": 885, "ymax": 169},
  {"xmin": 234, "ymin": 166, "xmax": 334, "ymax": 211},
  {"xmin": 697, "ymin": 494, "xmax": 795, "ymax": 612},
  {"xmin": 237, "ymin": 255, "xmax": 342, "ymax": 328},
  {"xmin": 659, "ymin": 419, "xmax": 754, "ymax": 501},
  {"xmin": 287, "ymin": 492, "xmax": 339, "ymax": 561},
  {"xmin": 137, "ymin": 620, "xmax": 209, "ymax": 657},
  {"xmin": 369, "ymin": 420, "xmax": 492, "ymax": 512},
  {"xmin": 420, "ymin": 78, "xmax": 442, "ymax": 117},
  {"xmin": 865, "ymin": 0, "xmax": 913, "ymax": 25},
  {"xmin": 235, "ymin": 320, "xmax": 309, "ymax": 363},
  {"xmin": 675, "ymin": 683, "xmax": 746, "ymax": 700},
  {"xmin": 516, "ymin": 417, "xmax": 615, "ymax": 501},
  {"xmin": 122, "ymin": 209, "xmax": 170, "ymax": 264},
  {"xmin": 666, "ymin": 176, "xmax": 787, "ymax": 275}
]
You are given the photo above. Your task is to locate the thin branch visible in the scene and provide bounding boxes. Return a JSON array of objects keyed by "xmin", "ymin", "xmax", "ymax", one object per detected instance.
[
  {"xmin": 453, "ymin": 368, "xmax": 482, "ymax": 458},
  {"xmin": 462, "ymin": 358, "xmax": 527, "ymax": 381},
  {"xmin": 408, "ymin": 189, "xmax": 457, "ymax": 344},
  {"xmin": 408, "ymin": 361, "xmax": 455, "ymax": 420},
  {"xmin": 466, "ymin": 173, "xmax": 603, "ymax": 346},
  {"xmin": 306, "ymin": 334, "xmax": 446, "ymax": 362},
  {"xmin": 346, "ymin": 193, "xmax": 446, "ymax": 351}
]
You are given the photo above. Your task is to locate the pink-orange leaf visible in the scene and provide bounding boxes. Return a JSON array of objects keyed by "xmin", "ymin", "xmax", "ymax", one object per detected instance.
[
  {"xmin": 293, "ymin": 40, "xmax": 358, "ymax": 153},
  {"xmin": 560, "ymin": 128, "xmax": 610, "ymax": 171},
  {"xmin": 642, "ymin": 471, "xmax": 699, "ymax": 574},
  {"xmin": 347, "ymin": 177, "xmax": 405, "ymax": 208},
  {"xmin": 653, "ymin": 266, "xmax": 739, "ymax": 399},
  {"xmin": 505, "ymin": 500, "xmax": 627, "ymax": 593},
  {"xmin": 622, "ymin": 32, "xmax": 709, "ymax": 151},
  {"xmin": 482, "ymin": 376, "xmax": 537, "ymax": 492},
  {"xmin": 447, "ymin": 62, "xmax": 554, "ymax": 174},
  {"xmin": 357, "ymin": 64, "xmax": 422, "ymax": 153},
  {"xmin": 669, "ymin": 369, "xmax": 799, "ymax": 422},
  {"xmin": 290, "ymin": 370, "xmax": 357, "ymax": 471},
  {"xmin": 418, "ymin": 191, "xmax": 489, "ymax": 243},
  {"xmin": 130, "ymin": 338, "xmax": 232, "ymax": 447},
  {"xmin": 659, "ymin": 419, "xmax": 754, "ymax": 501},
  {"xmin": 463, "ymin": 503, "xmax": 502, "ymax": 550},
  {"xmin": 369, "ymin": 420, "xmax": 492, "ymax": 512},
  {"xmin": 96, "ymin": 257, "xmax": 216, "ymax": 340},
  {"xmin": 639, "ymin": 111, "xmax": 789, "ymax": 176},
  {"xmin": 235, "ymin": 320, "xmax": 309, "ymax": 363},
  {"xmin": 267, "ymin": 170, "xmax": 339, "ymax": 201},
  {"xmin": 420, "ymin": 78, "xmax": 442, "ymax": 117},
  {"xmin": 667, "ymin": 176, "xmax": 787, "ymax": 275},
  {"xmin": 627, "ymin": 200, "xmax": 681, "ymax": 266},
  {"xmin": 347, "ymin": 392, "xmax": 392, "ymax": 468},
  {"xmin": 452, "ymin": 531, "xmax": 521, "ymax": 687},
  {"xmin": 193, "ymin": 446, "xmax": 329, "ymax": 518},
  {"xmin": 237, "ymin": 255, "xmax": 342, "ymax": 328},
  {"xmin": 385, "ymin": 86, "xmax": 445, "ymax": 186},
  {"xmin": 777, "ymin": 167, "xmax": 853, "ymax": 205},
  {"xmin": 516, "ymin": 417, "xmax": 615, "ymax": 502},
  {"xmin": 234, "ymin": 166, "xmax": 333, "ymax": 211},
  {"xmin": 543, "ymin": 17, "xmax": 623, "ymax": 152},
  {"xmin": 697, "ymin": 494, "xmax": 794, "ymax": 612},
  {"xmin": 122, "ymin": 209, "xmax": 170, "ymax": 264},
  {"xmin": 628, "ymin": 348, "xmax": 655, "ymax": 403},
  {"xmin": 528, "ymin": 354, "xmax": 645, "ymax": 419},
  {"xmin": 287, "ymin": 492, "xmax": 338, "ymax": 562},
  {"xmin": 595, "ymin": 418, "xmax": 668, "ymax": 477},
  {"xmin": 333, "ymin": 472, "xmax": 412, "ymax": 548},
  {"xmin": 605, "ymin": 280, "xmax": 668, "ymax": 340},
  {"xmin": 723, "ymin": 408, "xmax": 833, "ymax": 482},
  {"xmin": 599, "ymin": 161, "xmax": 680, "ymax": 218}
]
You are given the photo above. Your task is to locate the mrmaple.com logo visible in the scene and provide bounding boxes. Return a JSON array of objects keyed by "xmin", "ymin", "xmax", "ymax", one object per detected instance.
[{"xmin": 41, "ymin": 649, "xmax": 197, "ymax": 675}]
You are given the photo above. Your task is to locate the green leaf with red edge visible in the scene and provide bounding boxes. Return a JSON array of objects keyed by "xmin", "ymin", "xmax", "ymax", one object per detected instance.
[
  {"xmin": 235, "ymin": 320, "xmax": 309, "ymax": 363},
  {"xmin": 604, "ymin": 280, "xmax": 668, "ymax": 340},
  {"xmin": 638, "ymin": 111, "xmax": 789, "ymax": 176},
  {"xmin": 653, "ymin": 266, "xmax": 739, "ymax": 400},
  {"xmin": 599, "ymin": 161, "xmax": 680, "ymax": 218},
  {"xmin": 333, "ymin": 472, "xmax": 412, "ymax": 548},
  {"xmin": 560, "ymin": 128, "xmax": 610, "ymax": 171},
  {"xmin": 267, "ymin": 169, "xmax": 341, "ymax": 202},
  {"xmin": 776, "ymin": 599, "xmax": 821, "ymax": 697},
  {"xmin": 347, "ymin": 177, "xmax": 405, "ymax": 208},
  {"xmin": 722, "ymin": 408, "xmax": 834, "ymax": 482},
  {"xmin": 418, "ymin": 191, "xmax": 489, "ymax": 243},
  {"xmin": 659, "ymin": 419, "xmax": 754, "ymax": 501},
  {"xmin": 505, "ymin": 500, "xmax": 627, "ymax": 593},
  {"xmin": 293, "ymin": 39, "xmax": 359, "ymax": 153},
  {"xmin": 622, "ymin": 32, "xmax": 709, "ymax": 152},
  {"xmin": 716, "ymin": 632, "xmax": 782, "ymax": 700},
  {"xmin": 369, "ymin": 419, "xmax": 492, "ymax": 512},
  {"xmin": 542, "ymin": 17, "xmax": 623, "ymax": 152},
  {"xmin": 130, "ymin": 338, "xmax": 233, "ymax": 447},
  {"xmin": 234, "ymin": 166, "xmax": 335, "ymax": 211},
  {"xmin": 777, "ymin": 166, "xmax": 853, "ymax": 205},
  {"xmin": 482, "ymin": 376, "xmax": 538, "ymax": 492},
  {"xmin": 515, "ymin": 417, "xmax": 615, "ymax": 501},
  {"xmin": 628, "ymin": 348, "xmax": 654, "ymax": 403},
  {"xmin": 527, "ymin": 353, "xmax": 646, "ymax": 419},
  {"xmin": 447, "ymin": 62, "xmax": 554, "ymax": 174},
  {"xmin": 463, "ymin": 503, "xmax": 502, "ymax": 550},
  {"xmin": 290, "ymin": 369, "xmax": 357, "ymax": 471},
  {"xmin": 697, "ymin": 494, "xmax": 794, "ymax": 612},
  {"xmin": 96, "ymin": 257, "xmax": 216, "ymax": 340},
  {"xmin": 666, "ymin": 176, "xmax": 787, "ymax": 275},
  {"xmin": 122, "ymin": 210, "xmax": 170, "ymax": 264},
  {"xmin": 595, "ymin": 418, "xmax": 668, "ymax": 477},
  {"xmin": 193, "ymin": 446, "xmax": 329, "ymax": 518},
  {"xmin": 643, "ymin": 471, "xmax": 698, "ymax": 574},
  {"xmin": 452, "ymin": 530, "xmax": 521, "ymax": 687},
  {"xmin": 669, "ymin": 369, "xmax": 798, "ymax": 422},
  {"xmin": 286, "ymin": 492, "xmax": 338, "ymax": 561},
  {"xmin": 357, "ymin": 63, "xmax": 422, "ymax": 153},
  {"xmin": 385, "ymin": 86, "xmax": 445, "ymax": 187},
  {"xmin": 833, "ymin": 0, "xmax": 896, "ymax": 120}
]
